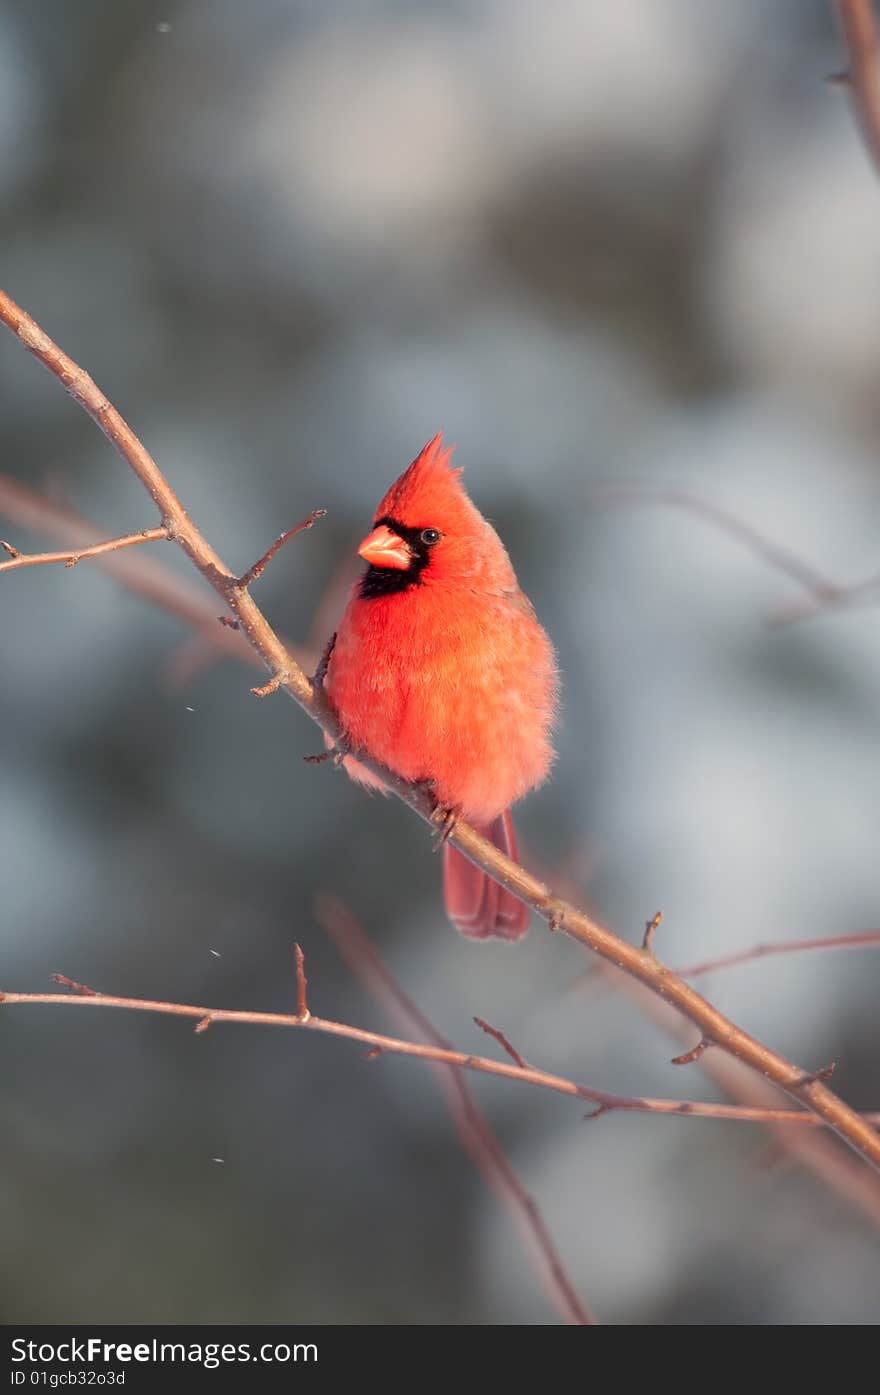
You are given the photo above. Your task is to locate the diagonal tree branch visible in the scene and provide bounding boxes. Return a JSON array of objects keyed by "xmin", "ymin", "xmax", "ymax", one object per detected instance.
[{"xmin": 2, "ymin": 286, "xmax": 879, "ymax": 1175}]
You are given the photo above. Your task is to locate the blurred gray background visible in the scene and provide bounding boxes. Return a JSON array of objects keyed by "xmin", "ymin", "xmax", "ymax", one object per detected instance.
[{"xmin": 2, "ymin": 0, "xmax": 880, "ymax": 1325}]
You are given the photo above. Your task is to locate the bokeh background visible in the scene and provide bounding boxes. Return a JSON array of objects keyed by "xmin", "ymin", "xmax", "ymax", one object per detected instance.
[{"xmin": 2, "ymin": 0, "xmax": 880, "ymax": 1325}]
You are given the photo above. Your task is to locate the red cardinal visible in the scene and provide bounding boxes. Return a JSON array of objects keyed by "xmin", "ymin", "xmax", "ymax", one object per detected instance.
[{"xmin": 324, "ymin": 434, "xmax": 558, "ymax": 940}]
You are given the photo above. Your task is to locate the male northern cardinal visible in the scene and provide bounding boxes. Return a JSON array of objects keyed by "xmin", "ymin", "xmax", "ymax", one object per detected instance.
[{"xmin": 323, "ymin": 434, "xmax": 558, "ymax": 940}]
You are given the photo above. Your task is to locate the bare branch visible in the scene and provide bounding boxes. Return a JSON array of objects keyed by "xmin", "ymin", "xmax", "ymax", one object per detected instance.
[
  {"xmin": 0, "ymin": 474, "xmax": 283, "ymax": 670},
  {"xmin": 234, "ymin": 510, "xmax": 327, "ymax": 590},
  {"xmin": 3, "ymin": 979, "xmax": 879, "ymax": 1132},
  {"xmin": 294, "ymin": 943, "xmax": 310, "ymax": 1023},
  {"xmin": 642, "ymin": 910, "xmax": 662, "ymax": 954},
  {"xmin": 51, "ymin": 972, "xmax": 99, "ymax": 997},
  {"xmin": 671, "ymin": 1038, "xmax": 711, "ymax": 1067},
  {"xmin": 0, "ymin": 525, "xmax": 169, "ymax": 573},
  {"xmin": 2, "ymin": 285, "xmax": 880, "ymax": 1174},
  {"xmin": 675, "ymin": 928, "xmax": 880, "ymax": 979},
  {"xmin": 474, "ymin": 1016, "xmax": 529, "ymax": 1069}
]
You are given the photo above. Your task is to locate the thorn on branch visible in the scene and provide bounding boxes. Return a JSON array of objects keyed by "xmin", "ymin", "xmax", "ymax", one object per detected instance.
[
  {"xmin": 796, "ymin": 1060, "xmax": 838, "ymax": 1087},
  {"xmin": 363, "ymin": 1046, "xmax": 383, "ymax": 1061},
  {"xmin": 52, "ymin": 973, "xmax": 99, "ymax": 997},
  {"xmin": 671, "ymin": 1036, "xmax": 711, "ymax": 1067},
  {"xmin": 251, "ymin": 671, "xmax": 288, "ymax": 698},
  {"xmin": 311, "ymin": 631, "xmax": 337, "ymax": 692},
  {"xmin": 218, "ymin": 615, "xmax": 240, "ymax": 631},
  {"xmin": 194, "ymin": 1015, "xmax": 213, "ymax": 1034},
  {"xmin": 473, "ymin": 1015, "xmax": 528, "ymax": 1068},
  {"xmin": 583, "ymin": 1104, "xmax": 610, "ymax": 1122},
  {"xmin": 294, "ymin": 942, "xmax": 310, "ymax": 1022},
  {"xmin": 234, "ymin": 509, "xmax": 327, "ymax": 590},
  {"xmin": 642, "ymin": 910, "xmax": 663, "ymax": 953},
  {"xmin": 1, "ymin": 539, "xmax": 20, "ymax": 558}
]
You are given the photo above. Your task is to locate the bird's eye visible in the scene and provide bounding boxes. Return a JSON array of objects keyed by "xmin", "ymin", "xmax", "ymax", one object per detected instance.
[{"xmin": 420, "ymin": 528, "xmax": 441, "ymax": 546}]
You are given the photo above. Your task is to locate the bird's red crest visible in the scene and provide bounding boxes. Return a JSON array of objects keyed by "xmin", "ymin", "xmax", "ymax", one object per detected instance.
[{"xmin": 375, "ymin": 432, "xmax": 465, "ymax": 526}]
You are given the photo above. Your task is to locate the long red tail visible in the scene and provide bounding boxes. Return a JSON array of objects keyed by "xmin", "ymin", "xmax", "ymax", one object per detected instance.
[{"xmin": 442, "ymin": 809, "xmax": 529, "ymax": 941}]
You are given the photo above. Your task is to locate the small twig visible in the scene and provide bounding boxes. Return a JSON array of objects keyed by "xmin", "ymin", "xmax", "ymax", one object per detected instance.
[
  {"xmin": 52, "ymin": 973, "xmax": 99, "ymax": 997},
  {"xmin": 251, "ymin": 671, "xmax": 288, "ymax": 698},
  {"xmin": 797, "ymin": 1061, "xmax": 838, "ymax": 1087},
  {"xmin": 0, "ymin": 526, "xmax": 168, "ymax": 574},
  {"xmin": 642, "ymin": 911, "xmax": 662, "ymax": 953},
  {"xmin": 234, "ymin": 510, "xmax": 327, "ymax": 591},
  {"xmin": 194, "ymin": 1016, "xmax": 213, "ymax": 1034},
  {"xmin": 473, "ymin": 1016, "xmax": 529, "ymax": 1069},
  {"xmin": 675, "ymin": 928, "xmax": 880, "ymax": 979},
  {"xmin": 671, "ymin": 1037, "xmax": 711, "ymax": 1067},
  {"xmin": 0, "ymin": 474, "xmax": 289, "ymax": 672},
  {"xmin": 294, "ymin": 943, "xmax": 310, "ymax": 1023}
]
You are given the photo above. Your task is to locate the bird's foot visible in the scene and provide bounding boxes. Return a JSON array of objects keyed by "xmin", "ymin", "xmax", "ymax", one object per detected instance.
[
  {"xmin": 303, "ymin": 733, "xmax": 351, "ymax": 767},
  {"xmin": 431, "ymin": 802, "xmax": 462, "ymax": 851}
]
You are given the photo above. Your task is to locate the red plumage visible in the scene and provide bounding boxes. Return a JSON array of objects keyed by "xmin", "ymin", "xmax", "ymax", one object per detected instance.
[{"xmin": 324, "ymin": 434, "xmax": 558, "ymax": 940}]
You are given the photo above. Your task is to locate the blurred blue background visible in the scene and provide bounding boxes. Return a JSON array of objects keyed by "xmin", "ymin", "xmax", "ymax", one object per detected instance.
[{"xmin": 2, "ymin": 0, "xmax": 880, "ymax": 1324}]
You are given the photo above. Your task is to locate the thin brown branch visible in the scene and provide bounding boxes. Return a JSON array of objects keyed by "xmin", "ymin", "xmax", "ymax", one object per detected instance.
[
  {"xmin": 3, "ymin": 981, "xmax": 880, "ymax": 1133},
  {"xmin": 474, "ymin": 1015, "xmax": 529, "ymax": 1069},
  {"xmin": 2, "ymin": 287, "xmax": 879, "ymax": 1176},
  {"xmin": 294, "ymin": 943, "xmax": 310, "ymax": 1022},
  {"xmin": 235, "ymin": 510, "xmax": 327, "ymax": 590},
  {"xmin": 315, "ymin": 896, "xmax": 593, "ymax": 1326},
  {"xmin": 835, "ymin": 0, "xmax": 880, "ymax": 174},
  {"xmin": 0, "ymin": 474, "xmax": 314, "ymax": 676},
  {"xmin": 642, "ymin": 910, "xmax": 662, "ymax": 953},
  {"xmin": 671, "ymin": 1037, "xmax": 711, "ymax": 1068},
  {"xmin": 0, "ymin": 525, "xmax": 168, "ymax": 573},
  {"xmin": 51, "ymin": 972, "xmax": 99, "ymax": 997},
  {"xmin": 675, "ymin": 928, "xmax": 880, "ymax": 979},
  {"xmin": 0, "ymin": 475, "xmax": 258, "ymax": 665}
]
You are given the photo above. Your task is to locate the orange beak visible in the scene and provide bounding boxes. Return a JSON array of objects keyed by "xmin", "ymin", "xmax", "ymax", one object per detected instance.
[{"xmin": 358, "ymin": 524, "xmax": 412, "ymax": 571}]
